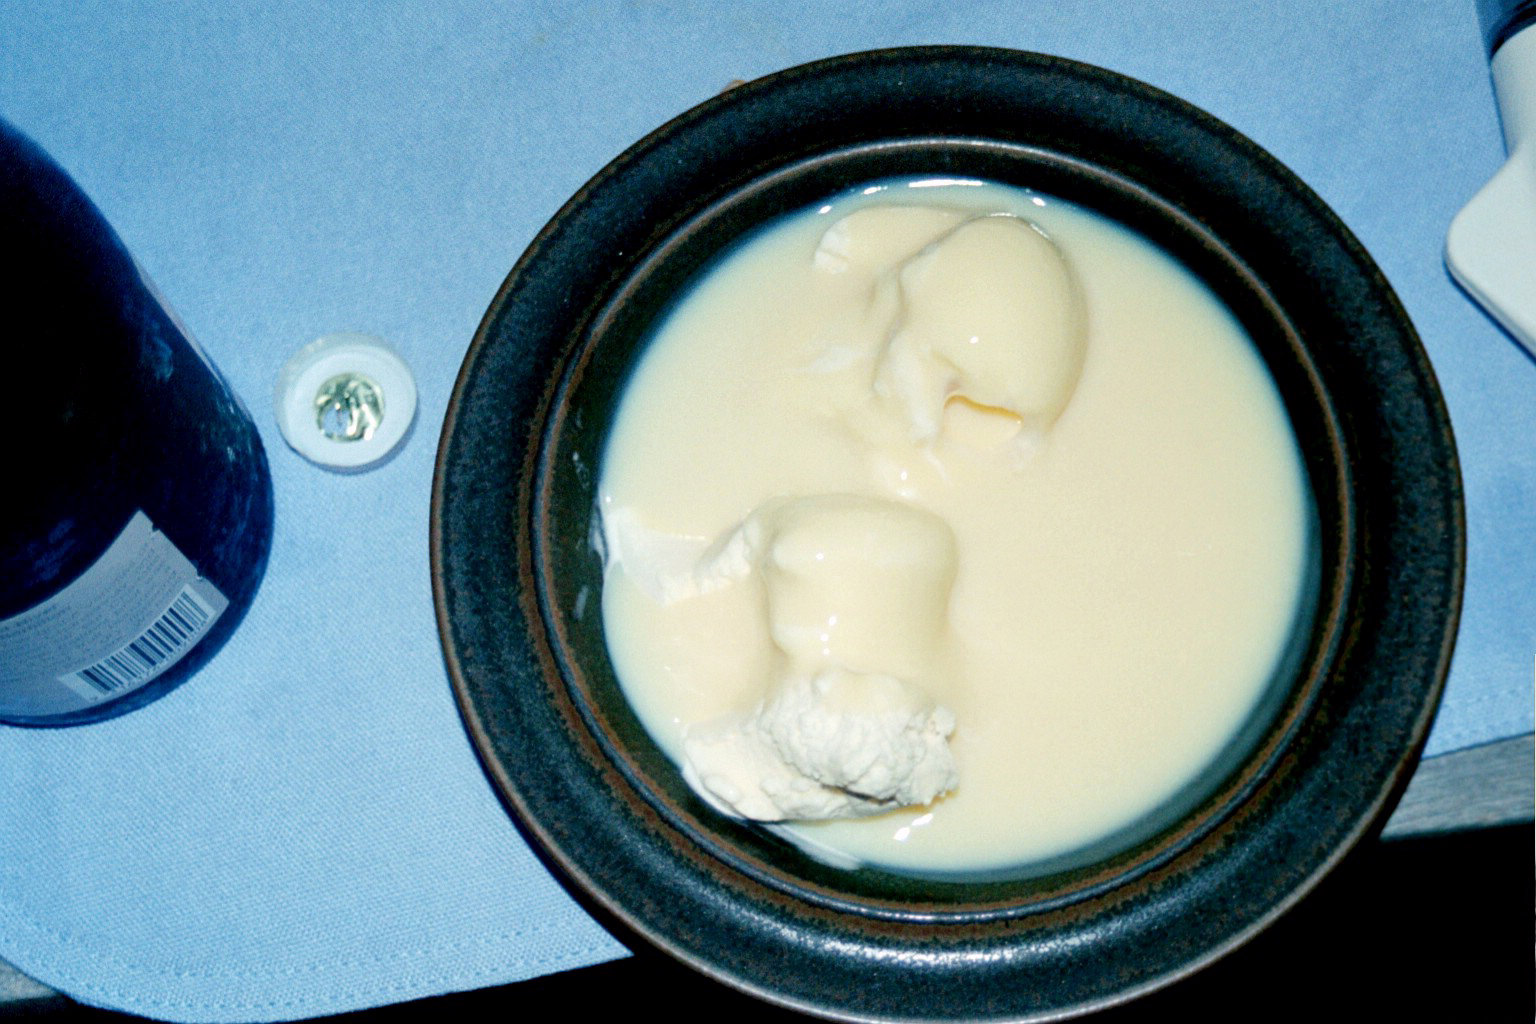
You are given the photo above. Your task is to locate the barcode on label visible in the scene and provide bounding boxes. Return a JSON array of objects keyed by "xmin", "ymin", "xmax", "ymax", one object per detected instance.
[{"xmin": 59, "ymin": 586, "xmax": 216, "ymax": 695}]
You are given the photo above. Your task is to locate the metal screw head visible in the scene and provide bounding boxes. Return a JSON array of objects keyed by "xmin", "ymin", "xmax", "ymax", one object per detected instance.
[{"xmin": 314, "ymin": 372, "xmax": 384, "ymax": 442}]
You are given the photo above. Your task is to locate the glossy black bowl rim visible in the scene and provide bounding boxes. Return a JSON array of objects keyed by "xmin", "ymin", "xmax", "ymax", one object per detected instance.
[{"xmin": 432, "ymin": 45, "xmax": 1464, "ymax": 1022}]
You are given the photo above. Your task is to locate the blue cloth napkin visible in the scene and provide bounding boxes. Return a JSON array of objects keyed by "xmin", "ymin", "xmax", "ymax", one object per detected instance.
[{"xmin": 1, "ymin": 2, "xmax": 1530, "ymax": 1020}]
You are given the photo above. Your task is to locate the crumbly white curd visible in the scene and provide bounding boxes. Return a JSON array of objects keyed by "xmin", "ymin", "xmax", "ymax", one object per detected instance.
[{"xmin": 597, "ymin": 177, "xmax": 1312, "ymax": 875}]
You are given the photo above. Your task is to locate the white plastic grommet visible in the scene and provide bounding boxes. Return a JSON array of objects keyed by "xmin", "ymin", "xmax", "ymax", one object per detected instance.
[{"xmin": 274, "ymin": 333, "xmax": 417, "ymax": 471}]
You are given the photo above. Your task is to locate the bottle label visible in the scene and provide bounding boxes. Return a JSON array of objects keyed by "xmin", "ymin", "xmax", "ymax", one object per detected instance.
[{"xmin": 0, "ymin": 511, "xmax": 229, "ymax": 718}]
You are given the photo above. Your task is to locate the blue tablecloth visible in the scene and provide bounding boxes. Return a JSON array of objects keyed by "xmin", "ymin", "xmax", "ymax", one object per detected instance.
[{"xmin": 1, "ymin": 2, "xmax": 1530, "ymax": 1020}]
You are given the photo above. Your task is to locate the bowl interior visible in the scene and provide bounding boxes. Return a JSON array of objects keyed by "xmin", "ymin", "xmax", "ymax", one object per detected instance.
[{"xmin": 539, "ymin": 138, "xmax": 1342, "ymax": 903}]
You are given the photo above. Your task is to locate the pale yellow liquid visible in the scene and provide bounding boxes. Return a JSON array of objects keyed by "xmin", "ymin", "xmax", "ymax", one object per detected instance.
[{"xmin": 598, "ymin": 178, "xmax": 1311, "ymax": 875}]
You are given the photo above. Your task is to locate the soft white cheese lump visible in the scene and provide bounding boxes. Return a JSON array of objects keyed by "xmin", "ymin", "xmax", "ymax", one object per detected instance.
[
  {"xmin": 812, "ymin": 204, "xmax": 970, "ymax": 275},
  {"xmin": 602, "ymin": 493, "xmax": 963, "ymax": 821},
  {"xmin": 680, "ymin": 494, "xmax": 961, "ymax": 821},
  {"xmin": 744, "ymin": 494, "xmax": 957, "ymax": 678},
  {"xmin": 685, "ymin": 668, "xmax": 958, "ymax": 821},
  {"xmin": 832, "ymin": 210, "xmax": 1087, "ymax": 442}
]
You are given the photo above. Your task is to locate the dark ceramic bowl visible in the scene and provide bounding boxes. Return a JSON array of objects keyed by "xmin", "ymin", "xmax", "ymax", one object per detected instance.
[{"xmin": 432, "ymin": 47, "xmax": 1462, "ymax": 1021}]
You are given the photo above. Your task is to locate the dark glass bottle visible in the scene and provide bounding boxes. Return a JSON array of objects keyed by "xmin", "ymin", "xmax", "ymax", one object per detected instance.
[{"xmin": 0, "ymin": 119, "xmax": 274, "ymax": 725}]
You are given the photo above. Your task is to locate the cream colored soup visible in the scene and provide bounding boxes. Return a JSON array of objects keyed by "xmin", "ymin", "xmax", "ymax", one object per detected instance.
[{"xmin": 597, "ymin": 177, "xmax": 1311, "ymax": 874}]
